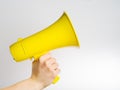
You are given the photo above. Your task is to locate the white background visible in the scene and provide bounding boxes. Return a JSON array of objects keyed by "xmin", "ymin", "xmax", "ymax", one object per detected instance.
[{"xmin": 0, "ymin": 0, "xmax": 120, "ymax": 90}]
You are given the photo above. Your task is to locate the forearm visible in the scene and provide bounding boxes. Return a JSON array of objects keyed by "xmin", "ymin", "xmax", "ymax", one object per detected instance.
[
  {"xmin": 1, "ymin": 78, "xmax": 44, "ymax": 90},
  {"xmin": 0, "ymin": 53, "xmax": 60, "ymax": 90}
]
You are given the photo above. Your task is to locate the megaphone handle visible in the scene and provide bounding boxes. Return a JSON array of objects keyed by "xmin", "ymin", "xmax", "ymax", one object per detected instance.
[
  {"xmin": 32, "ymin": 51, "xmax": 60, "ymax": 84},
  {"xmin": 52, "ymin": 76, "xmax": 60, "ymax": 84}
]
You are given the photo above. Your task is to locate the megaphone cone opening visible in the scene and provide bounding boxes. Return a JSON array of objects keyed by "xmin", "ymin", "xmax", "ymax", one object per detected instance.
[{"xmin": 63, "ymin": 12, "xmax": 80, "ymax": 47}]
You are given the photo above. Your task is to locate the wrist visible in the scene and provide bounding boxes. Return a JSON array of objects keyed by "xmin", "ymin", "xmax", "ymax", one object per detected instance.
[{"xmin": 28, "ymin": 78, "xmax": 45, "ymax": 90}]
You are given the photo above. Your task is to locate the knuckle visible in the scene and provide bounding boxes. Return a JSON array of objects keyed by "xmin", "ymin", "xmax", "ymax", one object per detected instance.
[
  {"xmin": 49, "ymin": 57, "xmax": 55, "ymax": 61},
  {"xmin": 47, "ymin": 66, "xmax": 53, "ymax": 72},
  {"xmin": 56, "ymin": 68, "xmax": 60, "ymax": 74},
  {"xmin": 51, "ymin": 59, "xmax": 55, "ymax": 63},
  {"xmin": 45, "ymin": 61, "xmax": 49, "ymax": 66},
  {"xmin": 40, "ymin": 55, "xmax": 44, "ymax": 60},
  {"xmin": 40, "ymin": 53, "xmax": 52, "ymax": 61},
  {"xmin": 50, "ymin": 56, "xmax": 54, "ymax": 60}
]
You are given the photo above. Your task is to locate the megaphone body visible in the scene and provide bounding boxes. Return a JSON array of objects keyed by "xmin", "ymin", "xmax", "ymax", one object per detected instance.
[{"xmin": 9, "ymin": 12, "xmax": 80, "ymax": 84}]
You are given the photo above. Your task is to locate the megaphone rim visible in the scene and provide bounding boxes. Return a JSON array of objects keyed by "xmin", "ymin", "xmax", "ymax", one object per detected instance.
[{"xmin": 63, "ymin": 12, "xmax": 80, "ymax": 47}]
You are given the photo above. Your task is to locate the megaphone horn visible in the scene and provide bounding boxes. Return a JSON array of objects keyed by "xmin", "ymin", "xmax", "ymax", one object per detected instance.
[
  {"xmin": 10, "ymin": 12, "xmax": 80, "ymax": 62},
  {"xmin": 9, "ymin": 12, "xmax": 80, "ymax": 84}
]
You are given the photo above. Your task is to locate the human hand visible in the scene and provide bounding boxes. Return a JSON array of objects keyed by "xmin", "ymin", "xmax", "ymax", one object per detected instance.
[
  {"xmin": 30, "ymin": 53, "xmax": 60, "ymax": 89},
  {"xmin": 0, "ymin": 53, "xmax": 60, "ymax": 90}
]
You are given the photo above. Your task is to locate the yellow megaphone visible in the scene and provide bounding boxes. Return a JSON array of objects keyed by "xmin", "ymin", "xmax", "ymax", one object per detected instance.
[{"xmin": 9, "ymin": 12, "xmax": 80, "ymax": 84}]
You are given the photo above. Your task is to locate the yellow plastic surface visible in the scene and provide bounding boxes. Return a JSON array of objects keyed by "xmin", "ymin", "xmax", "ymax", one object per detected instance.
[
  {"xmin": 9, "ymin": 12, "xmax": 80, "ymax": 84},
  {"xmin": 52, "ymin": 76, "xmax": 60, "ymax": 84}
]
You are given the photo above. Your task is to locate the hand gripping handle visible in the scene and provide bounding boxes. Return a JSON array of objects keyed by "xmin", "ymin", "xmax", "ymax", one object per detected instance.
[{"xmin": 32, "ymin": 51, "xmax": 60, "ymax": 84}]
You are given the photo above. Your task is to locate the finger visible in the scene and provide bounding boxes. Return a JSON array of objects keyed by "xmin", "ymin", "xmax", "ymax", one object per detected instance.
[
  {"xmin": 39, "ymin": 52, "xmax": 52, "ymax": 64},
  {"xmin": 53, "ymin": 68, "xmax": 61, "ymax": 76},
  {"xmin": 49, "ymin": 63, "xmax": 59, "ymax": 70},
  {"xmin": 45, "ymin": 58, "xmax": 56, "ymax": 67}
]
